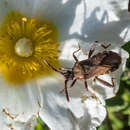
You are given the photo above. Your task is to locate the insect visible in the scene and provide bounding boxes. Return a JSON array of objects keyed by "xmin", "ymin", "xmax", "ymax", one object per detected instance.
[{"xmin": 44, "ymin": 42, "xmax": 121, "ymax": 102}]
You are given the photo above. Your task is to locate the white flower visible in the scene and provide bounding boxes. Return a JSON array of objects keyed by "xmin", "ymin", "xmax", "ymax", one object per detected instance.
[{"xmin": 0, "ymin": 0, "xmax": 129, "ymax": 130}]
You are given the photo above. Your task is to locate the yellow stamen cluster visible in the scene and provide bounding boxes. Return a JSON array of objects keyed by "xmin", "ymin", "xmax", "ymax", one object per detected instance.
[{"xmin": 0, "ymin": 11, "xmax": 60, "ymax": 85}]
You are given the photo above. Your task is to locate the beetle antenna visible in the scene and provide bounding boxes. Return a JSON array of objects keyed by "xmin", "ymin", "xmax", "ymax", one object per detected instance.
[{"xmin": 44, "ymin": 60, "xmax": 63, "ymax": 75}]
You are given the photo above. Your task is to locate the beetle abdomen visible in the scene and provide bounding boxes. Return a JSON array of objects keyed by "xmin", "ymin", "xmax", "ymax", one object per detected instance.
[{"xmin": 101, "ymin": 51, "xmax": 121, "ymax": 72}]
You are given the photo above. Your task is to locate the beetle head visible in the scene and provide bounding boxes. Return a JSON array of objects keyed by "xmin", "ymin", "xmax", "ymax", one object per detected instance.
[
  {"xmin": 60, "ymin": 68, "xmax": 74, "ymax": 80},
  {"xmin": 44, "ymin": 60, "xmax": 74, "ymax": 80}
]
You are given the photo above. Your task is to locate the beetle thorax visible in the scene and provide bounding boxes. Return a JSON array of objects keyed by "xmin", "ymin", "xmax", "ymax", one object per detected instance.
[
  {"xmin": 73, "ymin": 63, "xmax": 85, "ymax": 80},
  {"xmin": 63, "ymin": 70, "xmax": 74, "ymax": 80}
]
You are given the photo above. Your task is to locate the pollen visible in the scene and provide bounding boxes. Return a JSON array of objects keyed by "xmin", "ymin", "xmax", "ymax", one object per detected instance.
[
  {"xmin": 15, "ymin": 37, "xmax": 33, "ymax": 57},
  {"xmin": 0, "ymin": 11, "xmax": 60, "ymax": 85}
]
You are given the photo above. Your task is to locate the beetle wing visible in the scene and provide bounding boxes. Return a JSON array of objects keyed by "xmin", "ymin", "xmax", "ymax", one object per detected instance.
[
  {"xmin": 85, "ymin": 65, "xmax": 111, "ymax": 79},
  {"xmin": 79, "ymin": 52, "xmax": 107, "ymax": 66},
  {"xmin": 100, "ymin": 51, "xmax": 121, "ymax": 71}
]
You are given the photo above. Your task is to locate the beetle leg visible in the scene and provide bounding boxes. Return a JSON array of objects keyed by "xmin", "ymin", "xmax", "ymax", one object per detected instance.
[
  {"xmin": 111, "ymin": 77, "xmax": 115, "ymax": 87},
  {"xmin": 101, "ymin": 43, "xmax": 111, "ymax": 49},
  {"xmin": 60, "ymin": 80, "xmax": 69, "ymax": 102},
  {"xmin": 70, "ymin": 79, "xmax": 77, "ymax": 88},
  {"xmin": 60, "ymin": 78, "xmax": 77, "ymax": 93},
  {"xmin": 64, "ymin": 79, "xmax": 70, "ymax": 102},
  {"xmin": 88, "ymin": 41, "xmax": 98, "ymax": 58},
  {"xmin": 84, "ymin": 80, "xmax": 88, "ymax": 91},
  {"xmin": 73, "ymin": 43, "xmax": 81, "ymax": 62},
  {"xmin": 88, "ymin": 49, "xmax": 94, "ymax": 58},
  {"xmin": 95, "ymin": 76, "xmax": 114, "ymax": 87},
  {"xmin": 82, "ymin": 80, "xmax": 102, "ymax": 104}
]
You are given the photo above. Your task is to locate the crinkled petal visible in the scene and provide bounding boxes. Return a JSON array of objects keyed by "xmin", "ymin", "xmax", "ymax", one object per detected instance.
[
  {"xmin": 76, "ymin": 99, "xmax": 106, "ymax": 130},
  {"xmin": 38, "ymin": 77, "xmax": 106, "ymax": 130},
  {"xmin": 38, "ymin": 77, "xmax": 77, "ymax": 130},
  {"xmin": 14, "ymin": 115, "xmax": 37, "ymax": 130},
  {"xmin": 0, "ymin": 78, "xmax": 41, "ymax": 129},
  {"xmin": 0, "ymin": 113, "xmax": 37, "ymax": 130},
  {"xmin": 70, "ymin": 0, "xmax": 130, "ymax": 45}
]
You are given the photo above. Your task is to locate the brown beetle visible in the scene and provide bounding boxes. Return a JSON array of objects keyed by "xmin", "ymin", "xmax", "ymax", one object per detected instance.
[{"xmin": 44, "ymin": 42, "xmax": 121, "ymax": 102}]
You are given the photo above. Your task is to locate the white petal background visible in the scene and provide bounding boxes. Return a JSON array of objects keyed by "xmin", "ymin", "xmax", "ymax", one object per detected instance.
[
  {"xmin": 38, "ymin": 76, "xmax": 107, "ymax": 130},
  {"xmin": 0, "ymin": 79, "xmax": 41, "ymax": 130},
  {"xmin": 0, "ymin": 0, "xmax": 129, "ymax": 130}
]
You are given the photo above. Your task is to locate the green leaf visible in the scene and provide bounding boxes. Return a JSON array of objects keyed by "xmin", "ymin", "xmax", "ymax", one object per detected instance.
[
  {"xmin": 35, "ymin": 117, "xmax": 50, "ymax": 130},
  {"xmin": 106, "ymin": 97, "xmax": 124, "ymax": 106},
  {"xmin": 97, "ymin": 123, "xmax": 109, "ymax": 130},
  {"xmin": 35, "ymin": 124, "xmax": 44, "ymax": 130},
  {"xmin": 37, "ymin": 117, "xmax": 44, "ymax": 125},
  {"xmin": 122, "ymin": 41, "xmax": 130, "ymax": 54}
]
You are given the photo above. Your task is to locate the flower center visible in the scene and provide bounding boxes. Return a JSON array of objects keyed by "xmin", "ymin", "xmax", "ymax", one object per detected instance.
[
  {"xmin": 15, "ymin": 37, "xmax": 33, "ymax": 57},
  {"xmin": 0, "ymin": 11, "xmax": 60, "ymax": 85}
]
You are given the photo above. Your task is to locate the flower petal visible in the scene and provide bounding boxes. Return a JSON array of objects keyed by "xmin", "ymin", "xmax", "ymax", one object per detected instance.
[
  {"xmin": 38, "ymin": 77, "xmax": 76, "ymax": 130},
  {"xmin": 0, "ymin": 113, "xmax": 37, "ymax": 130},
  {"xmin": 0, "ymin": 0, "xmax": 34, "ymax": 19},
  {"xmin": 0, "ymin": 78, "xmax": 41, "ymax": 128},
  {"xmin": 38, "ymin": 76, "xmax": 106, "ymax": 130},
  {"xmin": 0, "ymin": 0, "xmax": 129, "ymax": 130},
  {"xmin": 1, "ymin": 0, "xmax": 129, "ymax": 45},
  {"xmin": 71, "ymin": 0, "xmax": 130, "ymax": 45},
  {"xmin": 75, "ymin": 99, "xmax": 106, "ymax": 130},
  {"xmin": 0, "ymin": 0, "xmax": 82, "ymax": 42}
]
